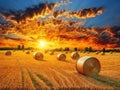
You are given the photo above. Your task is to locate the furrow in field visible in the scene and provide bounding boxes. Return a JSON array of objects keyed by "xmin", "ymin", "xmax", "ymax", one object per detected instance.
[
  {"xmin": 21, "ymin": 68, "xmax": 35, "ymax": 89},
  {"xmin": 16, "ymin": 59, "xmax": 36, "ymax": 89},
  {"xmin": 35, "ymin": 72, "xmax": 54, "ymax": 89},
  {"xmin": 31, "ymin": 67, "xmax": 65, "ymax": 88},
  {"xmin": 50, "ymin": 66, "xmax": 87, "ymax": 87},
  {"xmin": 18, "ymin": 59, "xmax": 50, "ymax": 89},
  {"xmin": 51, "ymin": 65, "xmax": 113, "ymax": 89},
  {"xmin": 17, "ymin": 59, "xmax": 43, "ymax": 89},
  {"xmin": 93, "ymin": 75, "xmax": 120, "ymax": 90},
  {"xmin": 0, "ymin": 60, "xmax": 22, "ymax": 89},
  {"xmin": 49, "ymin": 68, "xmax": 73, "ymax": 87},
  {"xmin": 27, "ymin": 68, "xmax": 50, "ymax": 89}
]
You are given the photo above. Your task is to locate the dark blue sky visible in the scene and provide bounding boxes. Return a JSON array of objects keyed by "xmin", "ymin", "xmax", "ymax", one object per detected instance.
[{"xmin": 0, "ymin": 0, "xmax": 120, "ymax": 27}]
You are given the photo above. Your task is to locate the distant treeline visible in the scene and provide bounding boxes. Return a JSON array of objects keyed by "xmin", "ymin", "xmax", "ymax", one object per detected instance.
[
  {"xmin": 0, "ymin": 45, "xmax": 33, "ymax": 50},
  {"xmin": 0, "ymin": 46, "xmax": 120, "ymax": 52},
  {"xmin": 0, "ymin": 47, "xmax": 33, "ymax": 50},
  {"xmin": 52, "ymin": 47, "xmax": 120, "ymax": 52}
]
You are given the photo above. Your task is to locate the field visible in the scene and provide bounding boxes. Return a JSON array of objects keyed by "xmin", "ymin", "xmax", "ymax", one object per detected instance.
[{"xmin": 0, "ymin": 50, "xmax": 120, "ymax": 90}]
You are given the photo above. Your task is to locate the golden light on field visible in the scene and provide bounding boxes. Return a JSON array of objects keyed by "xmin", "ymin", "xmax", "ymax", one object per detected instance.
[{"xmin": 0, "ymin": 51, "xmax": 120, "ymax": 89}]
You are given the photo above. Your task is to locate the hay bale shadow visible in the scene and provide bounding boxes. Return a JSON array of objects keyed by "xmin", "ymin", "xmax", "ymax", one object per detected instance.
[
  {"xmin": 90, "ymin": 75, "xmax": 120, "ymax": 89},
  {"xmin": 76, "ymin": 72, "xmax": 120, "ymax": 89}
]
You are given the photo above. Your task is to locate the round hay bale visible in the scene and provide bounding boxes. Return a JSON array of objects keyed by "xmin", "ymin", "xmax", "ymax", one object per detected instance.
[
  {"xmin": 65, "ymin": 51, "xmax": 68, "ymax": 54},
  {"xmin": 76, "ymin": 56, "xmax": 101, "ymax": 76},
  {"xmin": 31, "ymin": 50, "xmax": 34, "ymax": 52},
  {"xmin": 110, "ymin": 51, "xmax": 113, "ymax": 54},
  {"xmin": 57, "ymin": 53, "xmax": 66, "ymax": 61},
  {"xmin": 44, "ymin": 50, "xmax": 49, "ymax": 54},
  {"xmin": 87, "ymin": 52, "xmax": 90, "ymax": 54},
  {"xmin": 5, "ymin": 51, "xmax": 12, "ymax": 56},
  {"xmin": 49, "ymin": 51, "xmax": 54, "ymax": 55},
  {"xmin": 101, "ymin": 52, "xmax": 105, "ymax": 55},
  {"xmin": 26, "ymin": 51, "xmax": 30, "ymax": 54},
  {"xmin": 95, "ymin": 51, "xmax": 100, "ymax": 54},
  {"xmin": 13, "ymin": 50, "xmax": 16, "ymax": 52},
  {"xmin": 34, "ymin": 52, "xmax": 44, "ymax": 60},
  {"xmin": 71, "ymin": 52, "xmax": 80, "ymax": 60}
]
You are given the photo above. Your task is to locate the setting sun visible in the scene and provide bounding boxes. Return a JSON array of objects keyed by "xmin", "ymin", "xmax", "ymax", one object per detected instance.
[{"xmin": 39, "ymin": 40, "xmax": 47, "ymax": 48}]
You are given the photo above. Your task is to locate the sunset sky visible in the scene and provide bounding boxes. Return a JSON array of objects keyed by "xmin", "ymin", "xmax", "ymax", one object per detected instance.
[{"xmin": 0, "ymin": 0, "xmax": 120, "ymax": 49}]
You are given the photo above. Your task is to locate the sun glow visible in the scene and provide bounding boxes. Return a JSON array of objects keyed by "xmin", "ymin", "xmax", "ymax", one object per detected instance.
[
  {"xmin": 39, "ymin": 40, "xmax": 47, "ymax": 48},
  {"xmin": 37, "ymin": 39, "xmax": 61, "ymax": 50}
]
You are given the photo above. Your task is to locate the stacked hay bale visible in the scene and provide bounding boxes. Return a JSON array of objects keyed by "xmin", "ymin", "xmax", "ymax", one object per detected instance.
[
  {"xmin": 34, "ymin": 52, "xmax": 44, "ymax": 60},
  {"xmin": 57, "ymin": 53, "xmax": 66, "ymax": 61},
  {"xmin": 71, "ymin": 52, "xmax": 80, "ymax": 60},
  {"xmin": 76, "ymin": 56, "xmax": 101, "ymax": 76},
  {"xmin": 5, "ymin": 51, "xmax": 12, "ymax": 56}
]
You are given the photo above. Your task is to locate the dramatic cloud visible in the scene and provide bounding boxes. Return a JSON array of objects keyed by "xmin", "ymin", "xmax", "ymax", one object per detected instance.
[
  {"xmin": 0, "ymin": 2, "xmax": 103, "ymax": 24},
  {"xmin": 53, "ymin": 7, "xmax": 103, "ymax": 18},
  {"xmin": 0, "ymin": 2, "xmax": 57, "ymax": 23},
  {"xmin": 0, "ymin": 32, "xmax": 31, "ymax": 40},
  {"xmin": 0, "ymin": 1, "xmax": 119, "ymax": 49},
  {"xmin": 0, "ymin": 20, "xmax": 120, "ymax": 48}
]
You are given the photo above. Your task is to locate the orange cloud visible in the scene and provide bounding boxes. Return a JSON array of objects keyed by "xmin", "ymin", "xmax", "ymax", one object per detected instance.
[{"xmin": 0, "ymin": 2, "xmax": 119, "ymax": 49}]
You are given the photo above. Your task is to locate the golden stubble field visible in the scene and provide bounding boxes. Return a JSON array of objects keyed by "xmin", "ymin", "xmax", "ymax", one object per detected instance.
[{"xmin": 0, "ymin": 50, "xmax": 120, "ymax": 90}]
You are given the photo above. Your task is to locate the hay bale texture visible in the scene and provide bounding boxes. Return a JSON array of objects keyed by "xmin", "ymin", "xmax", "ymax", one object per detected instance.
[
  {"xmin": 71, "ymin": 52, "xmax": 80, "ymax": 60},
  {"xmin": 34, "ymin": 52, "xmax": 44, "ymax": 60},
  {"xmin": 57, "ymin": 53, "xmax": 66, "ymax": 61},
  {"xmin": 5, "ymin": 51, "xmax": 12, "ymax": 56},
  {"xmin": 76, "ymin": 56, "xmax": 101, "ymax": 76}
]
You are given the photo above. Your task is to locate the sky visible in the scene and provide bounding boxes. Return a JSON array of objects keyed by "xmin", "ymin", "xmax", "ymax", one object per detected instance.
[
  {"xmin": 0, "ymin": 0, "xmax": 120, "ymax": 49},
  {"xmin": 0, "ymin": 0, "xmax": 120, "ymax": 27}
]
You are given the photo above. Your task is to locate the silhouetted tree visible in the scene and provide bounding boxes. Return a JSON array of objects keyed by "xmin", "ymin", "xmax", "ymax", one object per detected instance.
[
  {"xmin": 88, "ymin": 47, "xmax": 93, "ymax": 52},
  {"xmin": 18, "ymin": 45, "xmax": 21, "ymax": 50},
  {"xmin": 102, "ymin": 48, "xmax": 106, "ymax": 53},
  {"xmin": 59, "ymin": 48, "xmax": 63, "ymax": 51},
  {"xmin": 84, "ymin": 47, "xmax": 89, "ymax": 51},
  {"xmin": 64, "ymin": 47, "xmax": 70, "ymax": 51},
  {"xmin": 74, "ymin": 47, "xmax": 78, "ymax": 51},
  {"xmin": 21, "ymin": 45, "xmax": 24, "ymax": 50}
]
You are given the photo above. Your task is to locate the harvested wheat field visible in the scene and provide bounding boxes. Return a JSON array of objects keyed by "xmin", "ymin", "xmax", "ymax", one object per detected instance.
[{"xmin": 0, "ymin": 50, "xmax": 120, "ymax": 90}]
